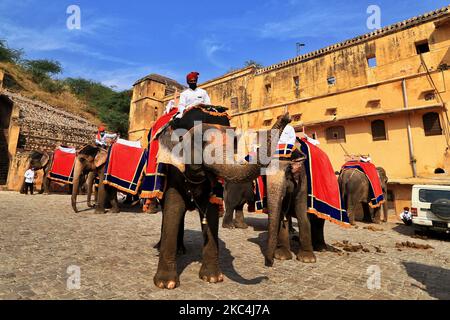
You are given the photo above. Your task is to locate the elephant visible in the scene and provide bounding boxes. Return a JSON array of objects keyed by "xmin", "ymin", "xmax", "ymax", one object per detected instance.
[
  {"xmin": 152, "ymin": 107, "xmax": 291, "ymax": 289},
  {"xmin": 21, "ymin": 150, "xmax": 52, "ymax": 194},
  {"xmin": 222, "ymin": 181, "xmax": 254, "ymax": 229},
  {"xmin": 71, "ymin": 145, "xmax": 119, "ymax": 214},
  {"xmin": 338, "ymin": 166, "xmax": 388, "ymax": 224}
]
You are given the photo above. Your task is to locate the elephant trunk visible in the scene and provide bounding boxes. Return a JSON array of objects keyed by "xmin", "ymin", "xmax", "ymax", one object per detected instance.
[
  {"xmin": 208, "ymin": 113, "xmax": 292, "ymax": 183},
  {"xmin": 266, "ymin": 208, "xmax": 281, "ymax": 267},
  {"xmin": 382, "ymin": 197, "xmax": 388, "ymax": 222},
  {"xmin": 71, "ymin": 158, "xmax": 83, "ymax": 213}
]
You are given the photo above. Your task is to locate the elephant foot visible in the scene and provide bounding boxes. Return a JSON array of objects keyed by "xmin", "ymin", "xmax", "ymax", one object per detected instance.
[
  {"xmin": 265, "ymin": 257, "xmax": 274, "ymax": 267},
  {"xmin": 95, "ymin": 208, "xmax": 106, "ymax": 214},
  {"xmin": 110, "ymin": 208, "xmax": 121, "ymax": 214},
  {"xmin": 233, "ymin": 219, "xmax": 248, "ymax": 229},
  {"xmin": 274, "ymin": 247, "xmax": 293, "ymax": 260},
  {"xmin": 154, "ymin": 268, "xmax": 179, "ymax": 290},
  {"xmin": 313, "ymin": 243, "xmax": 328, "ymax": 252},
  {"xmin": 297, "ymin": 250, "xmax": 316, "ymax": 263},
  {"xmin": 199, "ymin": 264, "xmax": 224, "ymax": 284},
  {"xmin": 222, "ymin": 220, "xmax": 235, "ymax": 229}
]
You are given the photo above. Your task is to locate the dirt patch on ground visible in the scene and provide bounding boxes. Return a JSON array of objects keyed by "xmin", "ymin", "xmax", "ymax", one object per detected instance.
[
  {"xmin": 363, "ymin": 226, "xmax": 384, "ymax": 232},
  {"xmin": 332, "ymin": 240, "xmax": 370, "ymax": 253},
  {"xmin": 395, "ymin": 241, "xmax": 434, "ymax": 250}
]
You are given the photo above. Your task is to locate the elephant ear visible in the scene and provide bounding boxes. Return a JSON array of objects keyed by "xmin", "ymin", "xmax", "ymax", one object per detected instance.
[
  {"xmin": 94, "ymin": 149, "xmax": 108, "ymax": 168},
  {"xmin": 156, "ymin": 129, "xmax": 186, "ymax": 173},
  {"xmin": 40, "ymin": 152, "xmax": 50, "ymax": 168}
]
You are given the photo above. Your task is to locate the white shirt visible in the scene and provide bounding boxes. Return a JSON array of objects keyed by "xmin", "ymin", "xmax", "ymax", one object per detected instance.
[
  {"xmin": 400, "ymin": 210, "xmax": 412, "ymax": 221},
  {"xmin": 96, "ymin": 132, "xmax": 117, "ymax": 147},
  {"xmin": 24, "ymin": 169, "xmax": 35, "ymax": 184},
  {"xmin": 178, "ymin": 87, "xmax": 211, "ymax": 114},
  {"xmin": 278, "ymin": 125, "xmax": 296, "ymax": 146}
]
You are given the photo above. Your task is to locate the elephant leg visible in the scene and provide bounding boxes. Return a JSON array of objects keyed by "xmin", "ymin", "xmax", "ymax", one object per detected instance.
[
  {"xmin": 294, "ymin": 168, "xmax": 316, "ymax": 263},
  {"xmin": 154, "ymin": 212, "xmax": 186, "ymax": 255},
  {"xmin": 310, "ymin": 215, "xmax": 327, "ymax": 252},
  {"xmin": 42, "ymin": 170, "xmax": 50, "ymax": 194},
  {"xmin": 109, "ymin": 188, "xmax": 120, "ymax": 213},
  {"xmin": 222, "ymin": 203, "xmax": 235, "ymax": 229},
  {"xmin": 177, "ymin": 213, "xmax": 186, "ymax": 255},
  {"xmin": 154, "ymin": 188, "xmax": 186, "ymax": 289},
  {"xmin": 199, "ymin": 202, "xmax": 224, "ymax": 284},
  {"xmin": 372, "ymin": 207, "xmax": 381, "ymax": 224},
  {"xmin": 95, "ymin": 170, "xmax": 107, "ymax": 214},
  {"xmin": 275, "ymin": 216, "xmax": 292, "ymax": 260},
  {"xmin": 233, "ymin": 205, "xmax": 248, "ymax": 229},
  {"xmin": 362, "ymin": 203, "xmax": 372, "ymax": 222},
  {"xmin": 86, "ymin": 172, "xmax": 95, "ymax": 208}
]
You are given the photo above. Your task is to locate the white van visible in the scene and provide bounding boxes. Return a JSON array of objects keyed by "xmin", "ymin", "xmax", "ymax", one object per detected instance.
[{"xmin": 411, "ymin": 185, "xmax": 450, "ymax": 233}]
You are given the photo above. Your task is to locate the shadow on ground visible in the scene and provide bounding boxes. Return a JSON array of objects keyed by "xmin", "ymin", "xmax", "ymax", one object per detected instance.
[
  {"xmin": 164, "ymin": 229, "xmax": 269, "ymax": 285},
  {"xmin": 403, "ymin": 261, "xmax": 450, "ymax": 300},
  {"xmin": 393, "ymin": 224, "xmax": 450, "ymax": 242}
]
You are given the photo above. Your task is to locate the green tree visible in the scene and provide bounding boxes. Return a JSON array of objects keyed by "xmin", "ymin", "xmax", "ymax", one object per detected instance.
[
  {"xmin": 23, "ymin": 59, "xmax": 62, "ymax": 82},
  {"xmin": 244, "ymin": 60, "xmax": 263, "ymax": 68},
  {"xmin": 0, "ymin": 40, "xmax": 23, "ymax": 63}
]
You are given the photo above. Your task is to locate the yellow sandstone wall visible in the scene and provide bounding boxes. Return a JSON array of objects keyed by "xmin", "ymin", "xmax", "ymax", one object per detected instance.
[{"xmin": 128, "ymin": 7, "xmax": 450, "ymax": 215}]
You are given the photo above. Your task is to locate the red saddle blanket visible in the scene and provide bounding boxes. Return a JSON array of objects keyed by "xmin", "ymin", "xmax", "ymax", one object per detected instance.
[
  {"xmin": 341, "ymin": 161, "xmax": 384, "ymax": 208},
  {"xmin": 141, "ymin": 108, "xmax": 179, "ymax": 199},
  {"xmin": 103, "ymin": 140, "xmax": 147, "ymax": 195},
  {"xmin": 48, "ymin": 147, "xmax": 77, "ymax": 184},
  {"xmin": 299, "ymin": 138, "xmax": 350, "ymax": 227}
]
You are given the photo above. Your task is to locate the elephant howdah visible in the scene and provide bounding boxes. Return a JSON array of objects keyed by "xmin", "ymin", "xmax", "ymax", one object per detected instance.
[
  {"xmin": 102, "ymin": 139, "xmax": 147, "ymax": 195},
  {"xmin": 47, "ymin": 146, "xmax": 77, "ymax": 184},
  {"xmin": 299, "ymin": 138, "xmax": 350, "ymax": 227}
]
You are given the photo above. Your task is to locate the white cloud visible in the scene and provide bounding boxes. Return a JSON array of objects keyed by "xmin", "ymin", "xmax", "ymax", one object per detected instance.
[{"xmin": 201, "ymin": 37, "xmax": 230, "ymax": 69}]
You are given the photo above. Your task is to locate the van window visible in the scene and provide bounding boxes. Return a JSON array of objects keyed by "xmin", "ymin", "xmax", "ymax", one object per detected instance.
[{"xmin": 419, "ymin": 189, "xmax": 450, "ymax": 203}]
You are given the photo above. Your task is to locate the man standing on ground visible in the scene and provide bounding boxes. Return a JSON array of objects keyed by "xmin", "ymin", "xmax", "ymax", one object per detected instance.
[{"xmin": 24, "ymin": 167, "xmax": 35, "ymax": 195}]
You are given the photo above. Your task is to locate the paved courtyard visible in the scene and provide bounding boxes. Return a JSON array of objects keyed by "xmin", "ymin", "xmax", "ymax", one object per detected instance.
[{"xmin": 0, "ymin": 191, "xmax": 449, "ymax": 300}]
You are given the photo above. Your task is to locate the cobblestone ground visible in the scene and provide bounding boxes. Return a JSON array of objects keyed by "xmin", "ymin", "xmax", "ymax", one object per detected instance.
[{"xmin": 0, "ymin": 191, "xmax": 449, "ymax": 300}]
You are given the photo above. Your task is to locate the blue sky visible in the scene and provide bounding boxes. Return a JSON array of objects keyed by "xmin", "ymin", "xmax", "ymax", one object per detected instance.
[{"xmin": 0, "ymin": 0, "xmax": 448, "ymax": 90}]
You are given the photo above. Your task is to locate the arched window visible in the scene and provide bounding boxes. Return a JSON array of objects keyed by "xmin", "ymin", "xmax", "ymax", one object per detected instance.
[
  {"xmin": 371, "ymin": 119, "xmax": 387, "ymax": 141},
  {"xmin": 423, "ymin": 112, "xmax": 442, "ymax": 136},
  {"xmin": 325, "ymin": 126, "xmax": 346, "ymax": 143}
]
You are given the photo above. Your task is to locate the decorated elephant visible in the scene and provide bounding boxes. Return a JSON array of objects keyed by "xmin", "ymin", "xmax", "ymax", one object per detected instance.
[
  {"xmin": 151, "ymin": 106, "xmax": 291, "ymax": 289},
  {"xmin": 338, "ymin": 165, "xmax": 388, "ymax": 224},
  {"xmin": 20, "ymin": 150, "xmax": 53, "ymax": 194},
  {"xmin": 222, "ymin": 159, "xmax": 322, "ymax": 267},
  {"xmin": 71, "ymin": 145, "xmax": 119, "ymax": 214}
]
